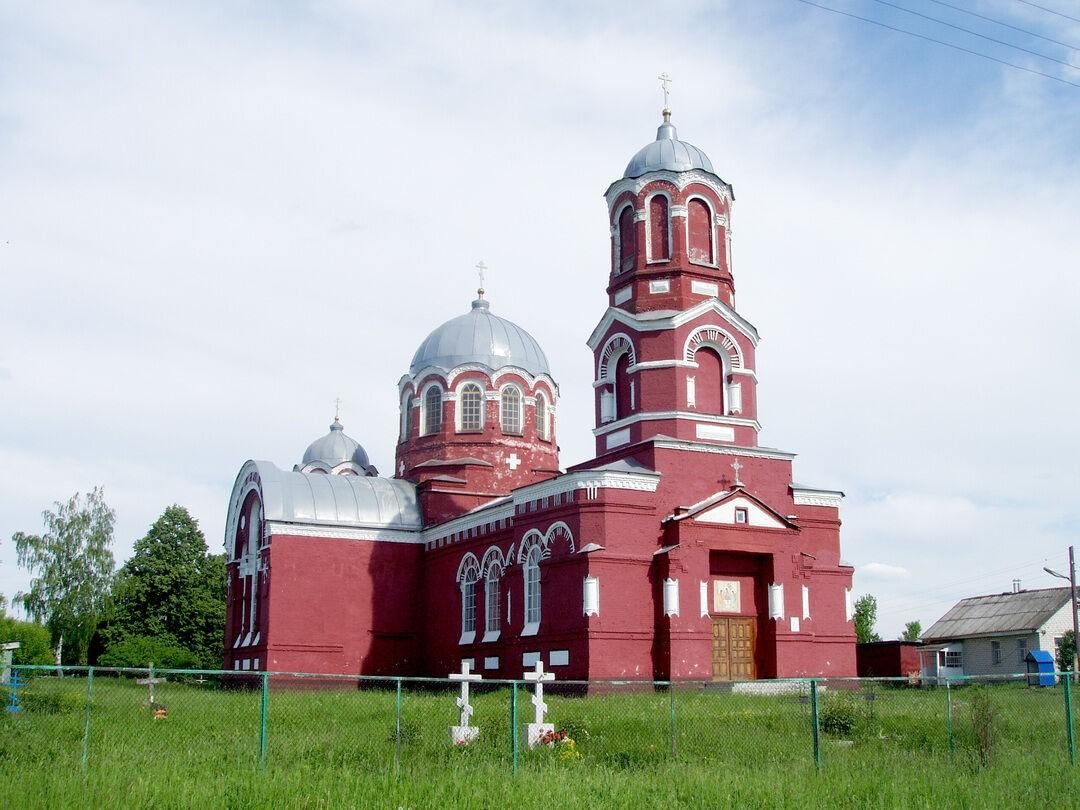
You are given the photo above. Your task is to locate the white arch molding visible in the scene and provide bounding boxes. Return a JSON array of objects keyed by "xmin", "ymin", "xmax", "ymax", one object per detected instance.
[
  {"xmin": 683, "ymin": 325, "xmax": 743, "ymax": 370},
  {"xmin": 456, "ymin": 552, "xmax": 481, "ymax": 583},
  {"xmin": 597, "ymin": 333, "xmax": 637, "ymax": 381},
  {"xmin": 516, "ymin": 520, "xmax": 576, "ymax": 563}
]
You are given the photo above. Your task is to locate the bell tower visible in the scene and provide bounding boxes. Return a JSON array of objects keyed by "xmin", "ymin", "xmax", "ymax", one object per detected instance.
[{"xmin": 587, "ymin": 99, "xmax": 761, "ymax": 457}]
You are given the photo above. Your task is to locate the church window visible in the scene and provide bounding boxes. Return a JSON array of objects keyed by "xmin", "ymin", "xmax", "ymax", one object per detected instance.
[
  {"xmin": 734, "ymin": 507, "xmax": 748, "ymax": 524},
  {"xmin": 423, "ymin": 385, "xmax": 442, "ymax": 435},
  {"xmin": 400, "ymin": 392, "xmax": 412, "ymax": 441},
  {"xmin": 524, "ymin": 546, "xmax": 541, "ymax": 634},
  {"xmin": 536, "ymin": 392, "xmax": 549, "ymax": 441},
  {"xmin": 501, "ymin": 386, "xmax": 522, "ymax": 434},
  {"xmin": 461, "ymin": 576, "xmax": 477, "ymax": 640},
  {"xmin": 688, "ymin": 198, "xmax": 714, "ymax": 265},
  {"xmin": 614, "ymin": 352, "xmax": 632, "ymax": 420},
  {"xmin": 485, "ymin": 567, "xmax": 501, "ymax": 637},
  {"xmin": 649, "ymin": 194, "xmax": 670, "ymax": 261},
  {"xmin": 459, "ymin": 383, "xmax": 484, "ymax": 431},
  {"xmin": 617, "ymin": 205, "xmax": 636, "ymax": 274},
  {"xmin": 692, "ymin": 347, "xmax": 725, "ymax": 414}
]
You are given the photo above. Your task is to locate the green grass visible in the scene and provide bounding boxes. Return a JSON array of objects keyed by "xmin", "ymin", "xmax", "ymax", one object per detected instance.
[{"xmin": 1, "ymin": 673, "xmax": 1076, "ymax": 808}]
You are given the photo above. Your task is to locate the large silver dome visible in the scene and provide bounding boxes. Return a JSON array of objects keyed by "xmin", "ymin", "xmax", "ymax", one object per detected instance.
[
  {"xmin": 624, "ymin": 112, "xmax": 714, "ymax": 178},
  {"xmin": 302, "ymin": 418, "xmax": 371, "ymax": 469},
  {"xmin": 409, "ymin": 297, "xmax": 551, "ymax": 377}
]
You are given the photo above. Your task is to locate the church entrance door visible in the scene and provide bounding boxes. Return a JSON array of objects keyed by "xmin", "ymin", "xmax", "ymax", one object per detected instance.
[{"xmin": 711, "ymin": 617, "xmax": 756, "ymax": 681}]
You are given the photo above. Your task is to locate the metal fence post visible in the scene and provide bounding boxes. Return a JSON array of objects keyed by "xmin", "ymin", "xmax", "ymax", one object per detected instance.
[
  {"xmin": 394, "ymin": 678, "xmax": 402, "ymax": 777},
  {"xmin": 810, "ymin": 679, "xmax": 822, "ymax": 771},
  {"xmin": 945, "ymin": 680, "xmax": 955, "ymax": 758},
  {"xmin": 669, "ymin": 682, "xmax": 677, "ymax": 758},
  {"xmin": 1065, "ymin": 672, "xmax": 1076, "ymax": 766},
  {"xmin": 80, "ymin": 667, "xmax": 94, "ymax": 774},
  {"xmin": 259, "ymin": 671, "xmax": 269, "ymax": 769},
  {"xmin": 511, "ymin": 681, "xmax": 519, "ymax": 774}
]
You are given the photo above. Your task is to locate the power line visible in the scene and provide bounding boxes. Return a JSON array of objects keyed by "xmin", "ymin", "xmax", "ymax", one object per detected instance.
[
  {"xmin": 868, "ymin": 0, "xmax": 1080, "ymax": 70},
  {"xmin": 927, "ymin": 0, "xmax": 1080, "ymax": 54},
  {"xmin": 1013, "ymin": 0, "xmax": 1080, "ymax": 26},
  {"xmin": 790, "ymin": 0, "xmax": 1080, "ymax": 89}
]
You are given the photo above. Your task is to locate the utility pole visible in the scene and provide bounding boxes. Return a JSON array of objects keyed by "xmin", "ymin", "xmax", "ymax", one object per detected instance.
[{"xmin": 1043, "ymin": 545, "xmax": 1080, "ymax": 680}]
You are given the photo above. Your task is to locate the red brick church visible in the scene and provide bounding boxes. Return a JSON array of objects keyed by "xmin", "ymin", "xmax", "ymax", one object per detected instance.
[{"xmin": 223, "ymin": 104, "xmax": 857, "ymax": 681}]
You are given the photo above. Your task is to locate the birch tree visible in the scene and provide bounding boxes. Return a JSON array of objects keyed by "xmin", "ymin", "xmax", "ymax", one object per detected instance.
[{"xmin": 13, "ymin": 488, "xmax": 116, "ymax": 665}]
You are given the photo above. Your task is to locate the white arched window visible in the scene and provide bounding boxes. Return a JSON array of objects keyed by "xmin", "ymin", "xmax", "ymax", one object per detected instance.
[
  {"xmin": 400, "ymin": 391, "xmax": 412, "ymax": 441},
  {"xmin": 535, "ymin": 392, "xmax": 549, "ymax": 441},
  {"xmin": 500, "ymin": 386, "xmax": 522, "ymax": 435},
  {"xmin": 523, "ymin": 545, "xmax": 541, "ymax": 635},
  {"xmin": 459, "ymin": 383, "xmax": 484, "ymax": 432},
  {"xmin": 484, "ymin": 564, "xmax": 502, "ymax": 640},
  {"xmin": 422, "ymin": 385, "xmax": 442, "ymax": 435},
  {"xmin": 462, "ymin": 577, "xmax": 477, "ymax": 638}
]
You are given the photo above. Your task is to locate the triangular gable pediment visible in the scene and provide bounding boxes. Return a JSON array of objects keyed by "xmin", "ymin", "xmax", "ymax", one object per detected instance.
[
  {"xmin": 682, "ymin": 488, "xmax": 795, "ymax": 530},
  {"xmin": 587, "ymin": 298, "xmax": 760, "ymax": 350}
]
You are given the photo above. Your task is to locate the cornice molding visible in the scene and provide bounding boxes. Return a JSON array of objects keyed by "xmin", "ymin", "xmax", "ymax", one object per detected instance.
[
  {"xmin": 592, "ymin": 410, "xmax": 761, "ymax": 437},
  {"xmin": 587, "ymin": 298, "xmax": 759, "ymax": 351}
]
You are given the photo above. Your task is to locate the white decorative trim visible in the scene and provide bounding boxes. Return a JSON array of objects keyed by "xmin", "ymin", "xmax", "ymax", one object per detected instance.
[
  {"xmin": 663, "ymin": 578, "xmax": 680, "ymax": 617},
  {"xmin": 403, "ymin": 365, "xmax": 560, "ymax": 399},
  {"xmin": 587, "ymin": 297, "xmax": 758, "ymax": 350},
  {"xmin": 583, "ymin": 576, "xmax": 600, "ymax": 617},
  {"xmin": 521, "ymin": 623, "xmax": 539, "ymax": 638},
  {"xmin": 630, "ymin": 359, "xmax": 699, "ymax": 371},
  {"xmin": 652, "ymin": 438, "xmax": 795, "ymax": 461},
  {"xmin": 699, "ymin": 581, "xmax": 708, "ymax": 618},
  {"xmin": 597, "ymin": 333, "xmax": 637, "ymax": 380},
  {"xmin": 482, "ymin": 630, "xmax": 500, "ymax": 643},
  {"xmin": 790, "ymin": 616, "xmax": 800, "ymax": 633},
  {"xmin": 266, "ymin": 522, "xmax": 423, "ymax": 544},
  {"xmin": 670, "ymin": 204, "xmax": 687, "ymax": 218},
  {"xmin": 613, "ymin": 285, "xmax": 632, "ymax": 305},
  {"xmin": 516, "ymin": 521, "xmax": 575, "ymax": 563},
  {"xmin": 606, "ymin": 428, "xmax": 631, "ymax": 449},
  {"xmin": 802, "ymin": 585, "xmax": 811, "ymax": 621},
  {"xmin": 592, "ymin": 410, "xmax": 760, "ymax": 437},
  {"xmin": 684, "ymin": 325, "xmax": 743, "ymax": 369},
  {"xmin": 480, "ymin": 546, "xmax": 505, "ymax": 576},
  {"xmin": 459, "ymin": 631, "xmax": 476, "ymax": 645},
  {"xmin": 454, "ymin": 379, "xmax": 487, "ymax": 432},
  {"xmin": 845, "ymin": 588, "xmax": 854, "ymax": 622},
  {"xmin": 695, "ymin": 424, "xmax": 735, "ymax": 442},
  {"xmin": 648, "ymin": 279, "xmax": 670, "ymax": 294},
  {"xmin": 792, "ymin": 488, "xmax": 844, "ymax": 508},
  {"xmin": 690, "ymin": 279, "xmax": 719, "ymax": 298},
  {"xmin": 456, "ymin": 553, "xmax": 480, "ymax": 584},
  {"xmin": 605, "ymin": 170, "xmax": 733, "ymax": 214},
  {"xmin": 769, "ymin": 583, "xmax": 785, "ymax": 620}
]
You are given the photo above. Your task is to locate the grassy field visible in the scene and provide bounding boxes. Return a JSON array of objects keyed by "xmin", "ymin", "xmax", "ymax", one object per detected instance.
[{"xmin": 1, "ymin": 671, "xmax": 1077, "ymax": 808}]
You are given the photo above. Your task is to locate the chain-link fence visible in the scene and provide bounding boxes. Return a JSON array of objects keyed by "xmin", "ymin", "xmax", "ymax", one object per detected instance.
[{"xmin": 1, "ymin": 666, "xmax": 1077, "ymax": 782}]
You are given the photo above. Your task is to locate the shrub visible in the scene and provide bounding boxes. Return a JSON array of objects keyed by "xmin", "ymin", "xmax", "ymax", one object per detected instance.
[
  {"xmin": 97, "ymin": 635, "xmax": 199, "ymax": 670},
  {"xmin": 970, "ymin": 687, "xmax": 995, "ymax": 768},
  {"xmin": 20, "ymin": 689, "xmax": 83, "ymax": 715},
  {"xmin": 818, "ymin": 691, "xmax": 860, "ymax": 737},
  {"xmin": 0, "ymin": 617, "xmax": 54, "ymax": 665}
]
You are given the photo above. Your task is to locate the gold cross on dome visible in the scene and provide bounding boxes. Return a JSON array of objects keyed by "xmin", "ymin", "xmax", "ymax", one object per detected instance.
[
  {"xmin": 658, "ymin": 72, "xmax": 673, "ymax": 109},
  {"xmin": 476, "ymin": 260, "xmax": 487, "ymax": 299}
]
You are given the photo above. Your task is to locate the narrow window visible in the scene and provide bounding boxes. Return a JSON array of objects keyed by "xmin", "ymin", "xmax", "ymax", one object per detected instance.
[
  {"xmin": 501, "ymin": 386, "xmax": 522, "ymax": 434},
  {"xmin": 618, "ymin": 206, "xmax": 636, "ymax": 273},
  {"xmin": 1017, "ymin": 638, "xmax": 1028, "ymax": 662},
  {"xmin": 459, "ymin": 383, "xmax": 483, "ymax": 431},
  {"xmin": 734, "ymin": 507, "xmax": 748, "ymax": 524},
  {"xmin": 400, "ymin": 392, "xmax": 412, "ymax": 441},
  {"xmin": 524, "ymin": 546, "xmax": 541, "ymax": 629},
  {"xmin": 535, "ymin": 393, "xmax": 549, "ymax": 441},
  {"xmin": 614, "ymin": 352, "xmax": 632, "ymax": 420},
  {"xmin": 991, "ymin": 641, "xmax": 1001, "ymax": 665},
  {"xmin": 423, "ymin": 386, "xmax": 442, "ymax": 435},
  {"xmin": 462, "ymin": 577, "xmax": 477, "ymax": 637},
  {"xmin": 649, "ymin": 195, "xmax": 670, "ymax": 260},
  {"xmin": 486, "ymin": 568, "xmax": 501, "ymax": 635},
  {"xmin": 688, "ymin": 198, "xmax": 714, "ymax": 265}
]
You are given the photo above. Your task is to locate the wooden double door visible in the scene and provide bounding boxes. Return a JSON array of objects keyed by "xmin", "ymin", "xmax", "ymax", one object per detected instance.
[{"xmin": 711, "ymin": 617, "xmax": 756, "ymax": 681}]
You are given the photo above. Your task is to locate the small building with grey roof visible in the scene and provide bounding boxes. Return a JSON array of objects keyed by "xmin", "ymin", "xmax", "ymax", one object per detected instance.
[{"xmin": 921, "ymin": 587, "xmax": 1073, "ymax": 680}]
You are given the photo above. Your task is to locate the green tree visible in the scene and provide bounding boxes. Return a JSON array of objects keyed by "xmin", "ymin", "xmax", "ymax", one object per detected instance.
[
  {"xmin": 901, "ymin": 620, "xmax": 922, "ymax": 642},
  {"xmin": 103, "ymin": 506, "xmax": 225, "ymax": 668},
  {"xmin": 12, "ymin": 488, "xmax": 116, "ymax": 665},
  {"xmin": 0, "ymin": 615, "xmax": 54, "ymax": 665},
  {"xmin": 853, "ymin": 594, "xmax": 881, "ymax": 644},
  {"xmin": 1057, "ymin": 630, "xmax": 1076, "ymax": 672}
]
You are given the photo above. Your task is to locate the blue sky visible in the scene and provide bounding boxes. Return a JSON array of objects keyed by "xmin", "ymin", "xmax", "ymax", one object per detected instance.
[{"xmin": 1, "ymin": 1, "xmax": 1078, "ymax": 638}]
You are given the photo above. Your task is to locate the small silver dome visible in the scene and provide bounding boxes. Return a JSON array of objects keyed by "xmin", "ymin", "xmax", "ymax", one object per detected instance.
[
  {"xmin": 409, "ymin": 296, "xmax": 551, "ymax": 377},
  {"xmin": 302, "ymin": 418, "xmax": 371, "ymax": 469},
  {"xmin": 624, "ymin": 111, "xmax": 714, "ymax": 178}
]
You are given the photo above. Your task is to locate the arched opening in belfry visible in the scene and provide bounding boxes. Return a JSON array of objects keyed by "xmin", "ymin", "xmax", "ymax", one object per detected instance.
[
  {"xmin": 618, "ymin": 205, "xmax": 636, "ymax": 273},
  {"xmin": 614, "ymin": 351, "xmax": 633, "ymax": 419},
  {"xmin": 688, "ymin": 198, "xmax": 714, "ymax": 265},
  {"xmin": 693, "ymin": 346, "xmax": 726, "ymax": 414},
  {"xmin": 650, "ymin": 194, "xmax": 670, "ymax": 261}
]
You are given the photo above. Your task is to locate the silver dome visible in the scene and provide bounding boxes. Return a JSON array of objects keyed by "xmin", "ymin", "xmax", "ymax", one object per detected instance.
[
  {"xmin": 624, "ymin": 112, "xmax": 714, "ymax": 178},
  {"xmin": 409, "ymin": 297, "xmax": 551, "ymax": 377},
  {"xmin": 302, "ymin": 418, "xmax": 371, "ymax": 469}
]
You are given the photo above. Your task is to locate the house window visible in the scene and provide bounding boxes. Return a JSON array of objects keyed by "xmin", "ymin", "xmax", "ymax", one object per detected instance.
[
  {"xmin": 991, "ymin": 641, "xmax": 1001, "ymax": 665},
  {"xmin": 423, "ymin": 385, "xmax": 442, "ymax": 435},
  {"xmin": 523, "ymin": 546, "xmax": 541, "ymax": 634},
  {"xmin": 459, "ymin": 383, "xmax": 483, "ymax": 431},
  {"xmin": 1017, "ymin": 638, "xmax": 1028, "ymax": 662},
  {"xmin": 485, "ymin": 568, "xmax": 501, "ymax": 636},
  {"xmin": 501, "ymin": 386, "xmax": 522, "ymax": 434},
  {"xmin": 734, "ymin": 507, "xmax": 748, "ymax": 524},
  {"xmin": 945, "ymin": 651, "xmax": 963, "ymax": 668}
]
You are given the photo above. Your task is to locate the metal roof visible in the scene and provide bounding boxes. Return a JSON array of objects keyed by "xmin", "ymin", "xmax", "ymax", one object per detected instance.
[
  {"xmin": 922, "ymin": 587, "xmax": 1072, "ymax": 642},
  {"xmin": 409, "ymin": 297, "xmax": 551, "ymax": 378},
  {"xmin": 624, "ymin": 112, "xmax": 715, "ymax": 178},
  {"xmin": 252, "ymin": 460, "xmax": 421, "ymax": 530},
  {"xmin": 301, "ymin": 418, "xmax": 370, "ymax": 469}
]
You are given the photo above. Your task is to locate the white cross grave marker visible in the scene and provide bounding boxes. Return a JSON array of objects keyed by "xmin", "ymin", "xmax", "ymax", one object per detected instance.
[
  {"xmin": 1, "ymin": 642, "xmax": 20, "ymax": 686},
  {"xmin": 524, "ymin": 659, "xmax": 555, "ymax": 747},
  {"xmin": 449, "ymin": 661, "xmax": 482, "ymax": 744},
  {"xmin": 506, "ymin": 453, "xmax": 521, "ymax": 471},
  {"xmin": 136, "ymin": 661, "xmax": 167, "ymax": 705}
]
